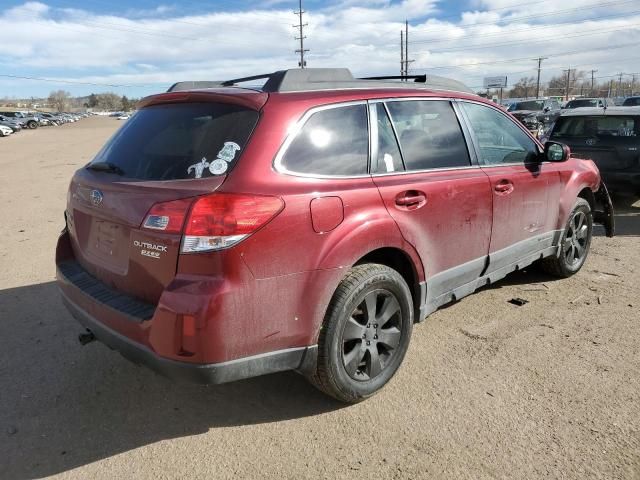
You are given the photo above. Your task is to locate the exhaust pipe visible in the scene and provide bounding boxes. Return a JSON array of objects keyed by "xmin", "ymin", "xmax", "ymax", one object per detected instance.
[{"xmin": 78, "ymin": 330, "xmax": 96, "ymax": 345}]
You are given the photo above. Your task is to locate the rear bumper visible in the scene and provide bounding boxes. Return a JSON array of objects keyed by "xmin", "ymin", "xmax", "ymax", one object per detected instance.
[
  {"xmin": 55, "ymin": 228, "xmax": 319, "ymax": 384},
  {"xmin": 60, "ymin": 288, "xmax": 316, "ymax": 384}
]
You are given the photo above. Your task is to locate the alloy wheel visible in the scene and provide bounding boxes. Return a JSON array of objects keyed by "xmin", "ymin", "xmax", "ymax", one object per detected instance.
[
  {"xmin": 341, "ymin": 289, "xmax": 402, "ymax": 381},
  {"xmin": 563, "ymin": 210, "xmax": 589, "ymax": 266}
]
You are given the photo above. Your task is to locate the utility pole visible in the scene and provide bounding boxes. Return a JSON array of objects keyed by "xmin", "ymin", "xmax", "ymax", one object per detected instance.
[
  {"xmin": 404, "ymin": 20, "xmax": 414, "ymax": 79},
  {"xmin": 294, "ymin": 0, "xmax": 309, "ymax": 68},
  {"xmin": 400, "ymin": 30, "xmax": 404, "ymax": 76},
  {"xmin": 590, "ymin": 69, "xmax": 598, "ymax": 96},
  {"xmin": 534, "ymin": 57, "xmax": 547, "ymax": 99},
  {"xmin": 608, "ymin": 79, "xmax": 613, "ymax": 98},
  {"xmin": 563, "ymin": 68, "xmax": 573, "ymax": 101},
  {"xmin": 632, "ymin": 74, "xmax": 637, "ymax": 95},
  {"xmin": 617, "ymin": 72, "xmax": 623, "ymax": 97}
]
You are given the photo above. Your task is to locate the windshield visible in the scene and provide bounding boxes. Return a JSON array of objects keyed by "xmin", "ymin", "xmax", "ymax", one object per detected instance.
[
  {"xmin": 552, "ymin": 116, "xmax": 638, "ymax": 138},
  {"xmin": 508, "ymin": 101, "xmax": 544, "ymax": 111},
  {"xmin": 566, "ymin": 99, "xmax": 600, "ymax": 108},
  {"xmin": 89, "ymin": 102, "xmax": 259, "ymax": 181}
]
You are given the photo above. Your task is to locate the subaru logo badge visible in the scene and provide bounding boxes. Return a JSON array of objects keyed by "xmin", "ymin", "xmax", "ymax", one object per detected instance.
[
  {"xmin": 586, "ymin": 138, "xmax": 596, "ymax": 146},
  {"xmin": 90, "ymin": 189, "xmax": 103, "ymax": 206}
]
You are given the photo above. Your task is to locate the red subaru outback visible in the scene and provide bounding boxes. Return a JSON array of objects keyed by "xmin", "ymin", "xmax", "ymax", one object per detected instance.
[{"xmin": 56, "ymin": 69, "xmax": 614, "ymax": 403}]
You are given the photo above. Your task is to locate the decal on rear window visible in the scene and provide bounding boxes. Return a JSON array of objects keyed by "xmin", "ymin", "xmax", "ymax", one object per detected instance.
[
  {"xmin": 209, "ymin": 159, "xmax": 228, "ymax": 175},
  {"xmin": 187, "ymin": 157, "xmax": 210, "ymax": 179},
  {"xmin": 217, "ymin": 142, "xmax": 241, "ymax": 162}
]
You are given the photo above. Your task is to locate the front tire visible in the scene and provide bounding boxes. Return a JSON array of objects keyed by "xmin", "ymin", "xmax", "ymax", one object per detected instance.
[
  {"xmin": 541, "ymin": 198, "xmax": 593, "ymax": 277},
  {"xmin": 309, "ymin": 263, "xmax": 413, "ymax": 403},
  {"xmin": 27, "ymin": 121, "xmax": 38, "ymax": 129}
]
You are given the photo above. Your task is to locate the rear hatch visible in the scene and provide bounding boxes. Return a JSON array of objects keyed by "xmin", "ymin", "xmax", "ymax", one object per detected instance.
[
  {"xmin": 551, "ymin": 114, "xmax": 640, "ymax": 171},
  {"xmin": 66, "ymin": 93, "xmax": 265, "ymax": 304}
]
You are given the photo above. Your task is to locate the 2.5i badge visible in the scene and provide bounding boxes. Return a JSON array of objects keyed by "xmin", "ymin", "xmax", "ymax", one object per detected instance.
[{"xmin": 133, "ymin": 240, "xmax": 167, "ymax": 259}]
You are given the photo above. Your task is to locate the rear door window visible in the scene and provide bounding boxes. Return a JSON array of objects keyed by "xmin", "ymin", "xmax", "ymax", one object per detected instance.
[
  {"xmin": 385, "ymin": 100, "xmax": 471, "ymax": 171},
  {"xmin": 553, "ymin": 116, "xmax": 639, "ymax": 138},
  {"xmin": 279, "ymin": 104, "xmax": 369, "ymax": 176},
  {"xmin": 89, "ymin": 102, "xmax": 259, "ymax": 180}
]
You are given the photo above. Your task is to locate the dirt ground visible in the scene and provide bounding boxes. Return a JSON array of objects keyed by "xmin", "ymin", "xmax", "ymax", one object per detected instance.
[{"xmin": 0, "ymin": 117, "xmax": 639, "ymax": 480}]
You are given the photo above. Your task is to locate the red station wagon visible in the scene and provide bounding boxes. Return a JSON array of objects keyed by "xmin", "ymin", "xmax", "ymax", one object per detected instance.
[{"xmin": 56, "ymin": 69, "xmax": 614, "ymax": 403}]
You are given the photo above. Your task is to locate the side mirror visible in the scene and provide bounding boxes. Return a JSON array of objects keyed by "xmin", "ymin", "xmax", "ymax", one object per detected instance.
[
  {"xmin": 544, "ymin": 141, "xmax": 570, "ymax": 162},
  {"xmin": 543, "ymin": 106, "xmax": 551, "ymax": 112}
]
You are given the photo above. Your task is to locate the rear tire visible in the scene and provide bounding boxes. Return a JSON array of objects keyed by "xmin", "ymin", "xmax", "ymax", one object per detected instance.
[
  {"xmin": 27, "ymin": 121, "xmax": 38, "ymax": 129},
  {"xmin": 541, "ymin": 198, "xmax": 592, "ymax": 278},
  {"xmin": 308, "ymin": 263, "xmax": 413, "ymax": 403}
]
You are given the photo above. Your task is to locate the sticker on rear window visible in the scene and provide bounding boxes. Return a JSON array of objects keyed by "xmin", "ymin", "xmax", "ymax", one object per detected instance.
[
  {"xmin": 186, "ymin": 142, "xmax": 241, "ymax": 178},
  {"xmin": 187, "ymin": 157, "xmax": 210, "ymax": 179},
  {"xmin": 217, "ymin": 142, "xmax": 241, "ymax": 162},
  {"xmin": 209, "ymin": 159, "xmax": 228, "ymax": 175}
]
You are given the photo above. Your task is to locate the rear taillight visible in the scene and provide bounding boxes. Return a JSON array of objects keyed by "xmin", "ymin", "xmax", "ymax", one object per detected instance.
[
  {"xmin": 142, "ymin": 197, "xmax": 192, "ymax": 234},
  {"xmin": 142, "ymin": 193, "xmax": 284, "ymax": 253}
]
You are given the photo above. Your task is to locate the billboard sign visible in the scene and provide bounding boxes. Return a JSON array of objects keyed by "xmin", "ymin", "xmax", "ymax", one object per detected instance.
[{"xmin": 483, "ymin": 76, "xmax": 508, "ymax": 88}]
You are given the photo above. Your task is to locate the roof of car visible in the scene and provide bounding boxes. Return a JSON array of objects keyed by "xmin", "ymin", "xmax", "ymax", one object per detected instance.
[
  {"xmin": 559, "ymin": 106, "xmax": 640, "ymax": 116},
  {"xmin": 167, "ymin": 68, "xmax": 474, "ymax": 95}
]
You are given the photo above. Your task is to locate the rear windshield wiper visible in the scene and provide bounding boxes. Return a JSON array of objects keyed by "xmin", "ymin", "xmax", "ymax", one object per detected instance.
[{"xmin": 86, "ymin": 162, "xmax": 125, "ymax": 175}]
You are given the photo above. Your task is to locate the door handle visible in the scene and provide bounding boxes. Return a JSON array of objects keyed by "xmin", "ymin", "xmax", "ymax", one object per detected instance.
[
  {"xmin": 494, "ymin": 180, "xmax": 514, "ymax": 195},
  {"xmin": 395, "ymin": 191, "xmax": 427, "ymax": 210}
]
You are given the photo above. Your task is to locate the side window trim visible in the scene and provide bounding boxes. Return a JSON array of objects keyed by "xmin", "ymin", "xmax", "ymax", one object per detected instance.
[
  {"xmin": 381, "ymin": 102, "xmax": 407, "ymax": 171},
  {"xmin": 455, "ymin": 99, "xmax": 542, "ymax": 167},
  {"xmin": 450, "ymin": 101, "xmax": 480, "ymax": 167},
  {"xmin": 368, "ymin": 101, "xmax": 407, "ymax": 173},
  {"xmin": 273, "ymin": 100, "xmax": 371, "ymax": 179}
]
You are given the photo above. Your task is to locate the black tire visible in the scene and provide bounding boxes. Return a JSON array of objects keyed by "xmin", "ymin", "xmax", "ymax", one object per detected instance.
[
  {"xmin": 27, "ymin": 120, "xmax": 38, "ymax": 129},
  {"xmin": 541, "ymin": 198, "xmax": 593, "ymax": 278},
  {"xmin": 308, "ymin": 263, "xmax": 413, "ymax": 403}
]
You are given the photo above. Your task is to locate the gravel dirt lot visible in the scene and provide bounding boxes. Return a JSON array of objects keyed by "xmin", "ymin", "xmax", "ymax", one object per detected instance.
[{"xmin": 0, "ymin": 117, "xmax": 639, "ymax": 479}]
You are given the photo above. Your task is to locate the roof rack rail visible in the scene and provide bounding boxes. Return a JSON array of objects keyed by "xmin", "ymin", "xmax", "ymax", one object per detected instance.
[{"xmin": 167, "ymin": 68, "xmax": 474, "ymax": 94}]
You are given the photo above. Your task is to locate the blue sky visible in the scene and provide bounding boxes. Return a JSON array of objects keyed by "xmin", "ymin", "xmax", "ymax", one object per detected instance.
[{"xmin": 1, "ymin": 0, "xmax": 639, "ymax": 99}]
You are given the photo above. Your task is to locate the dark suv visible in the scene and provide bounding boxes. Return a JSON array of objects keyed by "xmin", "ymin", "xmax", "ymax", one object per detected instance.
[
  {"xmin": 507, "ymin": 99, "xmax": 562, "ymax": 135},
  {"xmin": 56, "ymin": 68, "xmax": 614, "ymax": 403},
  {"xmin": 548, "ymin": 107, "xmax": 640, "ymax": 194}
]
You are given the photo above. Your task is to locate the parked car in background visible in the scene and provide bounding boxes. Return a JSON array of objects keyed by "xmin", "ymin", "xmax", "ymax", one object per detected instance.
[
  {"xmin": 0, "ymin": 111, "xmax": 40, "ymax": 129},
  {"xmin": 0, "ymin": 124, "xmax": 13, "ymax": 137},
  {"xmin": 56, "ymin": 68, "xmax": 614, "ymax": 403},
  {"xmin": 563, "ymin": 98, "xmax": 607, "ymax": 109},
  {"xmin": 39, "ymin": 112, "xmax": 64, "ymax": 125},
  {"xmin": 548, "ymin": 107, "xmax": 640, "ymax": 194},
  {"xmin": 622, "ymin": 96, "xmax": 640, "ymax": 107},
  {"xmin": 0, "ymin": 115, "xmax": 24, "ymax": 133},
  {"xmin": 507, "ymin": 99, "xmax": 562, "ymax": 136}
]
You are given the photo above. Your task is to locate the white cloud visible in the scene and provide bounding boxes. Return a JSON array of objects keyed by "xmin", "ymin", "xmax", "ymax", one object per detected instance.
[{"xmin": 1, "ymin": 0, "xmax": 639, "ymax": 96}]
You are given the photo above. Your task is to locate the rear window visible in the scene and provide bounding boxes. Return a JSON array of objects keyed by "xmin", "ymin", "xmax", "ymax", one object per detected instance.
[
  {"xmin": 89, "ymin": 102, "xmax": 259, "ymax": 180},
  {"xmin": 552, "ymin": 116, "xmax": 639, "ymax": 138},
  {"xmin": 623, "ymin": 97, "xmax": 640, "ymax": 106}
]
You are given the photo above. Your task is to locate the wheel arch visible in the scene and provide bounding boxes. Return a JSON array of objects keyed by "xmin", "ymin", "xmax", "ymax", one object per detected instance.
[
  {"xmin": 354, "ymin": 247, "xmax": 424, "ymax": 322},
  {"xmin": 577, "ymin": 187, "xmax": 595, "ymax": 212}
]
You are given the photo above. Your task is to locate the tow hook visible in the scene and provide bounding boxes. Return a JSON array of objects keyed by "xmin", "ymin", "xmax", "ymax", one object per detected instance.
[{"xmin": 78, "ymin": 330, "xmax": 96, "ymax": 345}]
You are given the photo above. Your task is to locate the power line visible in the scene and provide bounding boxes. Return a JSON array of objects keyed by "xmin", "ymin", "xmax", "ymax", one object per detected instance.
[
  {"xmin": 409, "ymin": 41, "xmax": 640, "ymax": 71},
  {"xmin": 0, "ymin": 73, "xmax": 142, "ymax": 88},
  {"xmin": 411, "ymin": 22, "xmax": 640, "ymax": 55},
  {"xmin": 408, "ymin": 8, "xmax": 640, "ymax": 46},
  {"xmin": 410, "ymin": 0, "xmax": 638, "ymax": 34}
]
